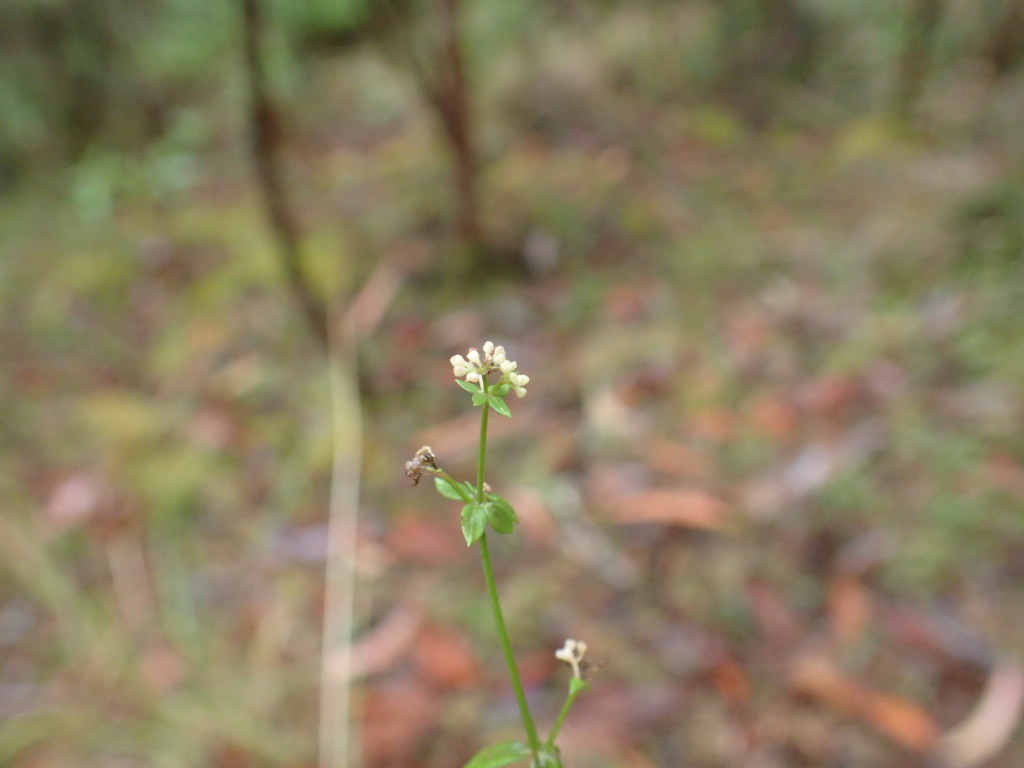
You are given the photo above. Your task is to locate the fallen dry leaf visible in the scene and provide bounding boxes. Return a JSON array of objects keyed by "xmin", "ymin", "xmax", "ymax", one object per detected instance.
[
  {"xmin": 790, "ymin": 654, "xmax": 940, "ymax": 753},
  {"xmin": 361, "ymin": 679, "xmax": 438, "ymax": 767},
  {"xmin": 940, "ymin": 661, "xmax": 1024, "ymax": 768},
  {"xmin": 385, "ymin": 517, "xmax": 466, "ymax": 567},
  {"xmin": 709, "ymin": 654, "xmax": 752, "ymax": 706},
  {"xmin": 827, "ymin": 574, "xmax": 872, "ymax": 647},
  {"xmin": 642, "ymin": 438, "xmax": 714, "ymax": 480},
  {"xmin": 689, "ymin": 408, "xmax": 736, "ymax": 442},
  {"xmin": 610, "ymin": 488, "xmax": 726, "ymax": 530},
  {"xmin": 329, "ymin": 602, "xmax": 423, "ymax": 683},
  {"xmin": 411, "ymin": 623, "xmax": 481, "ymax": 690},
  {"xmin": 747, "ymin": 393, "xmax": 799, "ymax": 441}
]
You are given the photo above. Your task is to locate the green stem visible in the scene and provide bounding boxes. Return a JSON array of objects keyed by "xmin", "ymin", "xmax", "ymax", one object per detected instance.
[
  {"xmin": 545, "ymin": 682, "xmax": 584, "ymax": 750},
  {"xmin": 474, "ymin": 379, "xmax": 541, "ymax": 757},
  {"xmin": 479, "ymin": 533, "xmax": 540, "ymax": 755},
  {"xmin": 474, "ymin": 381, "xmax": 489, "ymax": 504}
]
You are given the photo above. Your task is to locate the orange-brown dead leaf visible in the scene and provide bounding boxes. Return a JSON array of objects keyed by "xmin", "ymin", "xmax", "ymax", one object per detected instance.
[
  {"xmin": 361, "ymin": 680, "xmax": 438, "ymax": 767},
  {"xmin": 412, "ymin": 623, "xmax": 481, "ymax": 690},
  {"xmin": 709, "ymin": 655, "xmax": 752, "ymax": 705},
  {"xmin": 827, "ymin": 574, "xmax": 872, "ymax": 647},
  {"xmin": 335, "ymin": 603, "xmax": 423, "ymax": 683},
  {"xmin": 642, "ymin": 438, "xmax": 714, "ymax": 480},
  {"xmin": 748, "ymin": 394, "xmax": 799, "ymax": 441},
  {"xmin": 791, "ymin": 655, "xmax": 940, "ymax": 753},
  {"xmin": 610, "ymin": 488, "xmax": 726, "ymax": 530},
  {"xmin": 386, "ymin": 517, "xmax": 465, "ymax": 567},
  {"xmin": 689, "ymin": 408, "xmax": 736, "ymax": 442}
]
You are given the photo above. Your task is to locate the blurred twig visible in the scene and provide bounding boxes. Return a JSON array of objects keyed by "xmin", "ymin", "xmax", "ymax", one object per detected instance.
[
  {"xmin": 321, "ymin": 256, "xmax": 409, "ymax": 768},
  {"xmin": 239, "ymin": 0, "xmax": 329, "ymax": 349},
  {"xmin": 320, "ymin": 317, "xmax": 362, "ymax": 768}
]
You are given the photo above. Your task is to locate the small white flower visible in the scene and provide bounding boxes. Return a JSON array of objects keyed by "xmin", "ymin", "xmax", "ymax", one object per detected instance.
[
  {"xmin": 555, "ymin": 638, "xmax": 588, "ymax": 679},
  {"xmin": 450, "ymin": 342, "xmax": 528, "ymax": 399}
]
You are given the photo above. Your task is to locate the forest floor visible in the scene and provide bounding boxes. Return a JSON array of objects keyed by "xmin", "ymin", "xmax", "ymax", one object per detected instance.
[{"xmin": 3, "ymin": 7, "xmax": 1024, "ymax": 767}]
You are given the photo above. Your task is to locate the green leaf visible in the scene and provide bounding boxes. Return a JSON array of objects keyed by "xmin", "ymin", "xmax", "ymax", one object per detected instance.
[
  {"xmin": 434, "ymin": 477, "xmax": 471, "ymax": 501},
  {"xmin": 471, "ymin": 392, "xmax": 489, "ymax": 407},
  {"xmin": 492, "ymin": 381, "xmax": 511, "ymax": 397},
  {"xmin": 457, "ymin": 379, "xmax": 481, "ymax": 394},
  {"xmin": 488, "ymin": 395, "xmax": 512, "ymax": 418},
  {"xmin": 463, "ymin": 741, "xmax": 532, "ymax": 768},
  {"xmin": 485, "ymin": 495, "xmax": 518, "ymax": 534},
  {"xmin": 461, "ymin": 503, "xmax": 487, "ymax": 546}
]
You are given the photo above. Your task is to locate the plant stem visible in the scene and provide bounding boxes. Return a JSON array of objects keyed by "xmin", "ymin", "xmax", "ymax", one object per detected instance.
[
  {"xmin": 479, "ymin": 533, "xmax": 541, "ymax": 755},
  {"xmin": 475, "ymin": 385, "xmax": 489, "ymax": 504},
  {"xmin": 474, "ymin": 382, "xmax": 541, "ymax": 756},
  {"xmin": 545, "ymin": 683, "xmax": 583, "ymax": 750}
]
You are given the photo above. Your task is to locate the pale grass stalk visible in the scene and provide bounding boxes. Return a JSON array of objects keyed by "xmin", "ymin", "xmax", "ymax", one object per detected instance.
[{"xmin": 319, "ymin": 318, "xmax": 362, "ymax": 768}]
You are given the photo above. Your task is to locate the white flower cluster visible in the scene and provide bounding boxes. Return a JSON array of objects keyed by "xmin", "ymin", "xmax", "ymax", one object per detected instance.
[
  {"xmin": 450, "ymin": 340, "xmax": 530, "ymax": 398},
  {"xmin": 555, "ymin": 638, "xmax": 588, "ymax": 679}
]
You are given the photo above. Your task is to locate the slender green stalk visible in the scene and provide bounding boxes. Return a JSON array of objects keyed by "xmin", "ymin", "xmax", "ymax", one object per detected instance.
[
  {"xmin": 474, "ymin": 381, "xmax": 490, "ymax": 504},
  {"xmin": 545, "ymin": 683, "xmax": 583, "ymax": 750},
  {"xmin": 479, "ymin": 533, "xmax": 540, "ymax": 755},
  {"xmin": 474, "ymin": 381, "xmax": 541, "ymax": 756}
]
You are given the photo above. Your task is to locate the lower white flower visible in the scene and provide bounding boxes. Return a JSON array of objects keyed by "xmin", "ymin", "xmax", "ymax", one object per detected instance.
[{"xmin": 555, "ymin": 638, "xmax": 588, "ymax": 679}]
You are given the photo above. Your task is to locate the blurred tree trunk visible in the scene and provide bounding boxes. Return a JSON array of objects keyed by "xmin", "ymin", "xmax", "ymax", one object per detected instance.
[
  {"xmin": 394, "ymin": 0, "xmax": 485, "ymax": 272},
  {"xmin": 986, "ymin": 0, "xmax": 1024, "ymax": 76},
  {"xmin": 240, "ymin": 0, "xmax": 329, "ymax": 348},
  {"xmin": 430, "ymin": 0, "xmax": 483, "ymax": 264},
  {"xmin": 895, "ymin": 0, "xmax": 943, "ymax": 124},
  {"xmin": 293, "ymin": 0, "xmax": 487, "ymax": 274},
  {"xmin": 718, "ymin": 0, "xmax": 821, "ymax": 122}
]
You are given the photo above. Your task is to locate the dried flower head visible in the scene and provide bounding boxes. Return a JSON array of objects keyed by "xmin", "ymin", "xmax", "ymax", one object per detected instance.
[{"xmin": 405, "ymin": 445, "xmax": 438, "ymax": 486}]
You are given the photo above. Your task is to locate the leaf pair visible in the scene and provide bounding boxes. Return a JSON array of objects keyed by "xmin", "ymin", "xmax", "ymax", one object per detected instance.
[
  {"xmin": 460, "ymin": 495, "xmax": 518, "ymax": 546},
  {"xmin": 464, "ymin": 741, "xmax": 560, "ymax": 768},
  {"xmin": 457, "ymin": 379, "xmax": 513, "ymax": 418},
  {"xmin": 434, "ymin": 477, "xmax": 519, "ymax": 546}
]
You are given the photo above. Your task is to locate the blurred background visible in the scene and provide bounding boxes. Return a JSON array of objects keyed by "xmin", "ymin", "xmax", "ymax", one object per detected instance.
[{"xmin": 2, "ymin": 0, "xmax": 1024, "ymax": 766}]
